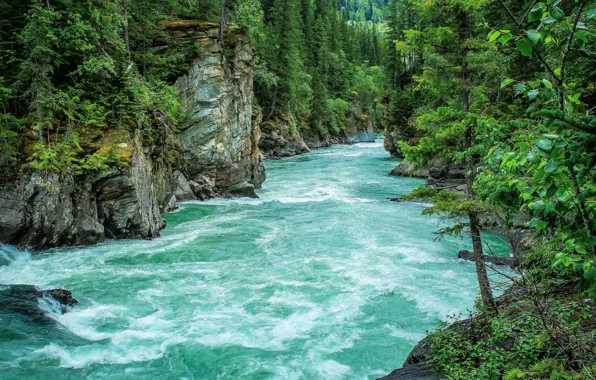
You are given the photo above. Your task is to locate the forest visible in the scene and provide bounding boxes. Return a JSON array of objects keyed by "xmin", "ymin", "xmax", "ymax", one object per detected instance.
[{"xmin": 0, "ymin": 0, "xmax": 595, "ymax": 379}]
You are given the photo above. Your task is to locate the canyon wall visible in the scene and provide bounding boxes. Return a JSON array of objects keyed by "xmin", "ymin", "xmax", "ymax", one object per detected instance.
[{"xmin": 0, "ymin": 21, "xmax": 264, "ymax": 251}]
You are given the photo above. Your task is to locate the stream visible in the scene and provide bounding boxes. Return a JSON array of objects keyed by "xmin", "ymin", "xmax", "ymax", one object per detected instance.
[{"xmin": 0, "ymin": 141, "xmax": 509, "ymax": 379}]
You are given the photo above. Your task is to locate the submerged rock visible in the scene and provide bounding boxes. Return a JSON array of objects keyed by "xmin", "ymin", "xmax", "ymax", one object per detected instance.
[{"xmin": 0, "ymin": 284, "xmax": 78, "ymax": 321}]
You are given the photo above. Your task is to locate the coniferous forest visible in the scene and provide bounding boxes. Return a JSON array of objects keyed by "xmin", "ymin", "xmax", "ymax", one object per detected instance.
[{"xmin": 0, "ymin": 0, "xmax": 596, "ymax": 379}]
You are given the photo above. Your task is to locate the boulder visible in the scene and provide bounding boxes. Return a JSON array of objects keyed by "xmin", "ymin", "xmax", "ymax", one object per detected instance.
[
  {"xmin": 226, "ymin": 182, "xmax": 258, "ymax": 198},
  {"xmin": 390, "ymin": 161, "xmax": 429, "ymax": 178},
  {"xmin": 189, "ymin": 174, "xmax": 216, "ymax": 200},
  {"xmin": 172, "ymin": 171, "xmax": 197, "ymax": 201},
  {"xmin": 377, "ymin": 362, "xmax": 443, "ymax": 380},
  {"xmin": 457, "ymin": 249, "xmax": 519, "ymax": 267},
  {"xmin": 259, "ymin": 116, "xmax": 310, "ymax": 159},
  {"xmin": 161, "ymin": 195, "xmax": 178, "ymax": 213},
  {"xmin": 0, "ymin": 284, "xmax": 78, "ymax": 321}
]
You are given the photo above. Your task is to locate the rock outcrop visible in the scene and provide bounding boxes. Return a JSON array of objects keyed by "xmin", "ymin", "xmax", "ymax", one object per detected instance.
[
  {"xmin": 378, "ymin": 363, "xmax": 442, "ymax": 380},
  {"xmin": 0, "ymin": 133, "xmax": 163, "ymax": 250},
  {"xmin": 259, "ymin": 115, "xmax": 310, "ymax": 159},
  {"xmin": 344, "ymin": 96, "xmax": 377, "ymax": 144},
  {"xmin": 388, "ymin": 159, "xmax": 465, "ymax": 191},
  {"xmin": 168, "ymin": 20, "xmax": 265, "ymax": 197},
  {"xmin": 457, "ymin": 249, "xmax": 519, "ymax": 267},
  {"xmin": 0, "ymin": 284, "xmax": 78, "ymax": 321},
  {"xmin": 0, "ymin": 21, "xmax": 264, "ymax": 251},
  {"xmin": 389, "ymin": 161, "xmax": 429, "ymax": 179}
]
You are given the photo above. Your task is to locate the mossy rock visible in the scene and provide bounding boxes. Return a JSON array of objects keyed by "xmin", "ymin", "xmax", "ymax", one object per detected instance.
[{"xmin": 95, "ymin": 129, "xmax": 133, "ymax": 163}]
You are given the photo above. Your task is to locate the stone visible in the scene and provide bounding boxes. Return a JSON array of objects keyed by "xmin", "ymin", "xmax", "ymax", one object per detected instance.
[
  {"xmin": 377, "ymin": 362, "xmax": 443, "ymax": 380},
  {"xmin": 259, "ymin": 116, "xmax": 310, "ymax": 159},
  {"xmin": 173, "ymin": 171, "xmax": 197, "ymax": 201},
  {"xmin": 0, "ymin": 284, "xmax": 77, "ymax": 321},
  {"xmin": 457, "ymin": 249, "xmax": 519, "ymax": 267},
  {"xmin": 389, "ymin": 161, "xmax": 429, "ymax": 178},
  {"xmin": 226, "ymin": 182, "xmax": 259, "ymax": 198},
  {"xmin": 161, "ymin": 195, "xmax": 178, "ymax": 213}
]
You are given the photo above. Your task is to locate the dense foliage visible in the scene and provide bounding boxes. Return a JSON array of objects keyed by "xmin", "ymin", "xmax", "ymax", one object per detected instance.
[
  {"xmin": 388, "ymin": 0, "xmax": 596, "ymax": 377},
  {"xmin": 0, "ymin": 0, "xmax": 386, "ymax": 174}
]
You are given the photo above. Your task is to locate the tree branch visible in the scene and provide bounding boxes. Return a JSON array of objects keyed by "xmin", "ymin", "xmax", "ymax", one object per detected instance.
[
  {"xmin": 495, "ymin": 0, "xmax": 560, "ymax": 84},
  {"xmin": 520, "ymin": 0, "xmax": 538, "ymax": 24},
  {"xmin": 560, "ymin": 2, "xmax": 586, "ymax": 86}
]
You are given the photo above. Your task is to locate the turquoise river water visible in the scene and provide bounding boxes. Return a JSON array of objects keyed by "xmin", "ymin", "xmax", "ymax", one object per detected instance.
[{"xmin": 0, "ymin": 141, "xmax": 509, "ymax": 379}]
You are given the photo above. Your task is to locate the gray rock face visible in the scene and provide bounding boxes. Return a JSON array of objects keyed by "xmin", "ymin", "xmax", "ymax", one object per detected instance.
[
  {"xmin": 457, "ymin": 249, "xmax": 519, "ymax": 267},
  {"xmin": 172, "ymin": 23, "xmax": 265, "ymax": 195},
  {"xmin": 377, "ymin": 363, "xmax": 443, "ymax": 380},
  {"xmin": 302, "ymin": 129, "xmax": 333, "ymax": 148},
  {"xmin": 0, "ymin": 172, "xmax": 103, "ymax": 249},
  {"xmin": 388, "ymin": 159, "xmax": 465, "ymax": 191},
  {"xmin": 259, "ymin": 116, "xmax": 310, "ymax": 159},
  {"xmin": 427, "ymin": 160, "xmax": 467, "ymax": 193},
  {"xmin": 0, "ymin": 135, "xmax": 164, "ymax": 250},
  {"xmin": 389, "ymin": 161, "xmax": 429, "ymax": 178},
  {"xmin": 0, "ymin": 23, "xmax": 264, "ymax": 251},
  {"xmin": 0, "ymin": 284, "xmax": 78, "ymax": 318}
]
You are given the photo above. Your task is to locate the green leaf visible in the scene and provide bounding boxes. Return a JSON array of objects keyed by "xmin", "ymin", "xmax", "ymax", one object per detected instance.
[
  {"xmin": 542, "ymin": 16, "xmax": 556, "ymax": 25},
  {"xmin": 584, "ymin": 268, "xmax": 596, "ymax": 281},
  {"xmin": 536, "ymin": 139, "xmax": 553, "ymax": 151},
  {"xmin": 533, "ymin": 168, "xmax": 546, "ymax": 182},
  {"xmin": 529, "ymin": 80, "xmax": 541, "ymax": 89},
  {"xmin": 526, "ymin": 29, "xmax": 541, "ymax": 44},
  {"xmin": 528, "ymin": 9, "xmax": 544, "ymax": 22},
  {"xmin": 544, "ymin": 161, "xmax": 558, "ymax": 173},
  {"xmin": 514, "ymin": 83, "xmax": 526, "ymax": 96},
  {"xmin": 501, "ymin": 78, "xmax": 514, "ymax": 88},
  {"xmin": 498, "ymin": 33, "xmax": 513, "ymax": 45},
  {"xmin": 516, "ymin": 38, "xmax": 533, "ymax": 57},
  {"xmin": 542, "ymin": 79, "xmax": 552, "ymax": 89},
  {"xmin": 528, "ymin": 89, "xmax": 539, "ymax": 100},
  {"xmin": 550, "ymin": 6, "xmax": 564, "ymax": 20},
  {"xmin": 489, "ymin": 30, "xmax": 501, "ymax": 42}
]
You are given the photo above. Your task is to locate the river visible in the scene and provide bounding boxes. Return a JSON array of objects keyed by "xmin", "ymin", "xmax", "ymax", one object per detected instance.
[{"xmin": 0, "ymin": 141, "xmax": 508, "ymax": 379}]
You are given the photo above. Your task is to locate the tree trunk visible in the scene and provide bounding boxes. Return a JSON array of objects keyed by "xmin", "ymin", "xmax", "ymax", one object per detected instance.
[
  {"xmin": 460, "ymin": 10, "xmax": 495, "ymax": 312},
  {"xmin": 219, "ymin": 0, "xmax": 226, "ymax": 45},
  {"xmin": 267, "ymin": 86, "xmax": 279, "ymax": 121},
  {"xmin": 123, "ymin": 0, "xmax": 131, "ymax": 58}
]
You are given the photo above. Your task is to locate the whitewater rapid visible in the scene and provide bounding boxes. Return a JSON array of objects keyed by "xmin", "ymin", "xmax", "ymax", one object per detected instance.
[{"xmin": 0, "ymin": 142, "xmax": 509, "ymax": 379}]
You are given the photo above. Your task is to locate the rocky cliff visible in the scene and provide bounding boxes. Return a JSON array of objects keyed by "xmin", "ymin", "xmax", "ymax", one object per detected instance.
[
  {"xmin": 165, "ymin": 20, "xmax": 265, "ymax": 197},
  {"xmin": 0, "ymin": 21, "xmax": 264, "ymax": 251},
  {"xmin": 258, "ymin": 114, "xmax": 310, "ymax": 159},
  {"xmin": 259, "ymin": 93, "xmax": 379, "ymax": 159}
]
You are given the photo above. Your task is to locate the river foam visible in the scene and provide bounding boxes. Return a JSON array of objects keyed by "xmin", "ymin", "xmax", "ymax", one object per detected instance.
[{"xmin": 0, "ymin": 142, "xmax": 509, "ymax": 379}]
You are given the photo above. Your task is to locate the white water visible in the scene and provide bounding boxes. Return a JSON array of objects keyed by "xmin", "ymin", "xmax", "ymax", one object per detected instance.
[{"xmin": 0, "ymin": 142, "xmax": 509, "ymax": 379}]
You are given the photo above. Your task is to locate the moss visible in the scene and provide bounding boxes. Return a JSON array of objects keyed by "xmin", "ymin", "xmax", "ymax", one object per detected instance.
[
  {"xmin": 95, "ymin": 129, "xmax": 133, "ymax": 163},
  {"xmin": 159, "ymin": 20, "xmax": 219, "ymax": 31}
]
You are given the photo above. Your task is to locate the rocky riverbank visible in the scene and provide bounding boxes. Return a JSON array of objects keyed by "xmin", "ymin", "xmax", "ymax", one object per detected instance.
[
  {"xmin": 258, "ymin": 93, "xmax": 380, "ymax": 159},
  {"xmin": 0, "ymin": 21, "xmax": 264, "ymax": 251},
  {"xmin": 378, "ymin": 282, "xmax": 596, "ymax": 379}
]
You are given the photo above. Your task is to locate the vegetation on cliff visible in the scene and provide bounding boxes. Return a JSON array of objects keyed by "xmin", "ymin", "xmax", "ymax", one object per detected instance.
[
  {"xmin": 0, "ymin": 0, "xmax": 387, "ymax": 175},
  {"xmin": 387, "ymin": 0, "xmax": 596, "ymax": 378}
]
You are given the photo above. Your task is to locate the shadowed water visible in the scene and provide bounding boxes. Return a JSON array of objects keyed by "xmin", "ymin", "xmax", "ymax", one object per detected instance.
[{"xmin": 0, "ymin": 142, "xmax": 509, "ymax": 379}]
